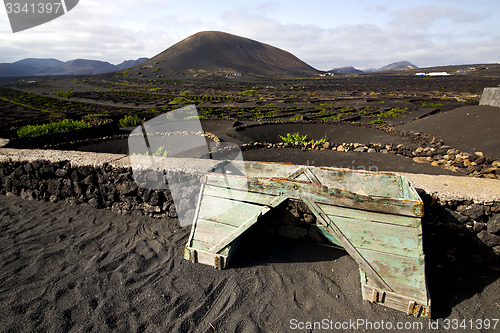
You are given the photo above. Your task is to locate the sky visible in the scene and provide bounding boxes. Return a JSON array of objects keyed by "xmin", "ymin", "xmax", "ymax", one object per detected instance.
[{"xmin": 1, "ymin": 0, "xmax": 499, "ymax": 70}]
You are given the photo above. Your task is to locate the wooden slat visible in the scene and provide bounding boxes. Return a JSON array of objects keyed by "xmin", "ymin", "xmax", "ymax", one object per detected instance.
[
  {"xmin": 286, "ymin": 166, "xmax": 306, "ymax": 180},
  {"xmin": 311, "ymin": 168, "xmax": 406, "ymax": 199},
  {"xmin": 320, "ymin": 188, "xmax": 422, "ymax": 218},
  {"xmin": 198, "ymin": 195, "xmax": 266, "ymax": 227},
  {"xmin": 186, "ymin": 182, "xmax": 206, "ymax": 247},
  {"xmin": 205, "ymin": 174, "xmax": 422, "ymax": 217},
  {"xmin": 232, "ymin": 160, "xmax": 299, "ymax": 179},
  {"xmin": 318, "ymin": 203, "xmax": 420, "ymax": 227},
  {"xmin": 190, "ymin": 241, "xmax": 231, "ymax": 256},
  {"xmin": 209, "ymin": 195, "xmax": 289, "ymax": 254},
  {"xmin": 359, "ymin": 249, "xmax": 427, "ymax": 301},
  {"xmin": 330, "ymin": 215, "xmax": 423, "ymax": 259},
  {"xmin": 360, "ymin": 283, "xmax": 430, "ymax": 318},
  {"xmin": 203, "ymin": 184, "xmax": 277, "ymax": 206},
  {"xmin": 192, "ymin": 219, "xmax": 237, "ymax": 245},
  {"xmin": 304, "ymin": 167, "xmax": 321, "ymax": 185},
  {"xmin": 302, "ymin": 196, "xmax": 393, "ymax": 292}
]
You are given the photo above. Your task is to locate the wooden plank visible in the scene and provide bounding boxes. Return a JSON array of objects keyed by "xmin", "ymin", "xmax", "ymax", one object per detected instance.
[
  {"xmin": 193, "ymin": 249, "xmax": 228, "ymax": 269},
  {"xmin": 198, "ymin": 195, "xmax": 266, "ymax": 227},
  {"xmin": 186, "ymin": 182, "xmax": 206, "ymax": 247},
  {"xmin": 304, "ymin": 167, "xmax": 322, "ymax": 185},
  {"xmin": 232, "ymin": 160, "xmax": 299, "ymax": 179},
  {"xmin": 360, "ymin": 283, "xmax": 430, "ymax": 318},
  {"xmin": 311, "ymin": 168, "xmax": 406, "ymax": 199},
  {"xmin": 209, "ymin": 206, "xmax": 270, "ymax": 253},
  {"xmin": 190, "ymin": 240, "xmax": 231, "ymax": 256},
  {"xmin": 203, "ymin": 184, "xmax": 277, "ymax": 206},
  {"xmin": 205, "ymin": 175, "xmax": 422, "ymax": 217},
  {"xmin": 330, "ymin": 215, "xmax": 423, "ymax": 259},
  {"xmin": 359, "ymin": 249, "xmax": 427, "ymax": 301},
  {"xmin": 320, "ymin": 188, "xmax": 423, "ymax": 218},
  {"xmin": 318, "ymin": 203, "xmax": 420, "ymax": 227},
  {"xmin": 286, "ymin": 166, "xmax": 307, "ymax": 180},
  {"xmin": 209, "ymin": 195, "xmax": 289, "ymax": 254},
  {"xmin": 192, "ymin": 219, "xmax": 237, "ymax": 245},
  {"xmin": 303, "ymin": 196, "xmax": 393, "ymax": 292}
]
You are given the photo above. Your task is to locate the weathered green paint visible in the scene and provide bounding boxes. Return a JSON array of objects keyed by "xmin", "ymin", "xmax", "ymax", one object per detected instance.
[
  {"xmin": 317, "ymin": 203, "xmax": 421, "ymax": 227},
  {"xmin": 185, "ymin": 161, "xmax": 430, "ymax": 318},
  {"xmin": 360, "ymin": 249, "xmax": 427, "ymax": 301},
  {"xmin": 328, "ymin": 215, "xmax": 423, "ymax": 259}
]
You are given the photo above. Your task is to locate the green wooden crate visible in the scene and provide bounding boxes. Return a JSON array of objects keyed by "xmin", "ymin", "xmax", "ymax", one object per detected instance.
[{"xmin": 184, "ymin": 161, "xmax": 430, "ymax": 318}]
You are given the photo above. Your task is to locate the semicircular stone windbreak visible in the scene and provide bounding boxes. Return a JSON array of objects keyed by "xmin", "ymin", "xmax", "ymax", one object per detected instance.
[{"xmin": 5, "ymin": 0, "xmax": 79, "ymax": 33}]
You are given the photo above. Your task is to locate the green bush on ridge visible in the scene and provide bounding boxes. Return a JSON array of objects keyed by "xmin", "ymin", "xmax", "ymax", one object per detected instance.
[
  {"xmin": 119, "ymin": 114, "xmax": 142, "ymax": 127},
  {"xmin": 17, "ymin": 119, "xmax": 91, "ymax": 138}
]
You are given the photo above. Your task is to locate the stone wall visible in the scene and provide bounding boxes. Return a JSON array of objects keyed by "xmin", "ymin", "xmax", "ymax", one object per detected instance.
[
  {"xmin": 0, "ymin": 148, "xmax": 499, "ymax": 262},
  {"xmin": 0, "ymin": 149, "xmax": 206, "ymax": 221}
]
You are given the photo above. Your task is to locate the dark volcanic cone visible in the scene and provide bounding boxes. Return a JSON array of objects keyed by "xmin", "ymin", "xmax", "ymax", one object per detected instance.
[{"xmin": 134, "ymin": 31, "xmax": 320, "ymax": 78}]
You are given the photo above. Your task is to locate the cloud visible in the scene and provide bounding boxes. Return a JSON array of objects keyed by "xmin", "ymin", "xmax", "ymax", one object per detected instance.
[{"xmin": 388, "ymin": 6, "xmax": 487, "ymax": 30}]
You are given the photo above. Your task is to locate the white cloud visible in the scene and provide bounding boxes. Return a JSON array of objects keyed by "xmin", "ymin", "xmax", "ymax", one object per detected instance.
[{"xmin": 388, "ymin": 6, "xmax": 487, "ymax": 30}]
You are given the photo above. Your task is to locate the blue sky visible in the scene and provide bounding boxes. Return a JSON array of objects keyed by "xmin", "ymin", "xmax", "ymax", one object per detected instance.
[{"xmin": 1, "ymin": 0, "xmax": 499, "ymax": 69}]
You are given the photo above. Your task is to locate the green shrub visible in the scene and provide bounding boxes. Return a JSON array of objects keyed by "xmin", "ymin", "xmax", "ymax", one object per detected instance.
[
  {"xmin": 241, "ymin": 89, "xmax": 258, "ymax": 96},
  {"xmin": 280, "ymin": 132, "xmax": 308, "ymax": 143},
  {"xmin": 184, "ymin": 115, "xmax": 207, "ymax": 120},
  {"xmin": 132, "ymin": 146, "xmax": 169, "ymax": 158},
  {"xmin": 280, "ymin": 132, "xmax": 328, "ymax": 145},
  {"xmin": 370, "ymin": 119, "xmax": 387, "ymax": 125},
  {"xmin": 169, "ymin": 96, "xmax": 194, "ymax": 104},
  {"xmin": 321, "ymin": 114, "xmax": 343, "ymax": 120},
  {"xmin": 289, "ymin": 114, "xmax": 302, "ymax": 121},
  {"xmin": 265, "ymin": 110, "xmax": 278, "ymax": 118},
  {"xmin": 180, "ymin": 90, "xmax": 194, "ymax": 97},
  {"xmin": 313, "ymin": 135, "xmax": 328, "ymax": 145},
  {"xmin": 420, "ymin": 101, "xmax": 444, "ymax": 107},
  {"xmin": 252, "ymin": 111, "xmax": 264, "ymax": 120},
  {"xmin": 17, "ymin": 119, "xmax": 91, "ymax": 138},
  {"xmin": 56, "ymin": 90, "xmax": 73, "ymax": 99},
  {"xmin": 378, "ymin": 107, "xmax": 408, "ymax": 118},
  {"xmin": 119, "ymin": 114, "xmax": 141, "ymax": 127}
]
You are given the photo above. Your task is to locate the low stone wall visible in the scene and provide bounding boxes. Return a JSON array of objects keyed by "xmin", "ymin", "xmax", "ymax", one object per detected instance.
[
  {"xmin": 0, "ymin": 149, "xmax": 204, "ymax": 220},
  {"xmin": 0, "ymin": 148, "xmax": 499, "ymax": 262}
]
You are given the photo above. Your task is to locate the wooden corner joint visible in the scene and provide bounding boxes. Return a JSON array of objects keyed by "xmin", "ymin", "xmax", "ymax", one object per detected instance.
[
  {"xmin": 407, "ymin": 301, "xmax": 431, "ymax": 319},
  {"xmin": 214, "ymin": 256, "xmax": 224, "ymax": 269},
  {"xmin": 370, "ymin": 289, "xmax": 386, "ymax": 303},
  {"xmin": 183, "ymin": 247, "xmax": 195, "ymax": 263}
]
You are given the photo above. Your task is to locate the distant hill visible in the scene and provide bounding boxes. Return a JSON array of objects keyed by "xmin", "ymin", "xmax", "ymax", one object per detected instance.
[
  {"xmin": 132, "ymin": 31, "xmax": 319, "ymax": 78},
  {"xmin": 45, "ymin": 59, "xmax": 117, "ymax": 75},
  {"xmin": 325, "ymin": 61, "xmax": 417, "ymax": 74},
  {"xmin": 377, "ymin": 61, "xmax": 418, "ymax": 71},
  {"xmin": 0, "ymin": 57, "xmax": 148, "ymax": 77},
  {"xmin": 0, "ymin": 58, "xmax": 63, "ymax": 76},
  {"xmin": 327, "ymin": 66, "xmax": 363, "ymax": 74},
  {"xmin": 116, "ymin": 57, "xmax": 149, "ymax": 70}
]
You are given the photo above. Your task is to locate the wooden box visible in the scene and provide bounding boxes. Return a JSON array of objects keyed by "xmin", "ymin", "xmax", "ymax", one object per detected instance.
[{"xmin": 184, "ymin": 161, "xmax": 430, "ymax": 318}]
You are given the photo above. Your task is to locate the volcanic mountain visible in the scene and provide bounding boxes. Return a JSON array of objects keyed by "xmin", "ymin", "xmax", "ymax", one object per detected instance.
[
  {"xmin": 133, "ymin": 31, "xmax": 320, "ymax": 78},
  {"xmin": 377, "ymin": 61, "xmax": 418, "ymax": 71}
]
